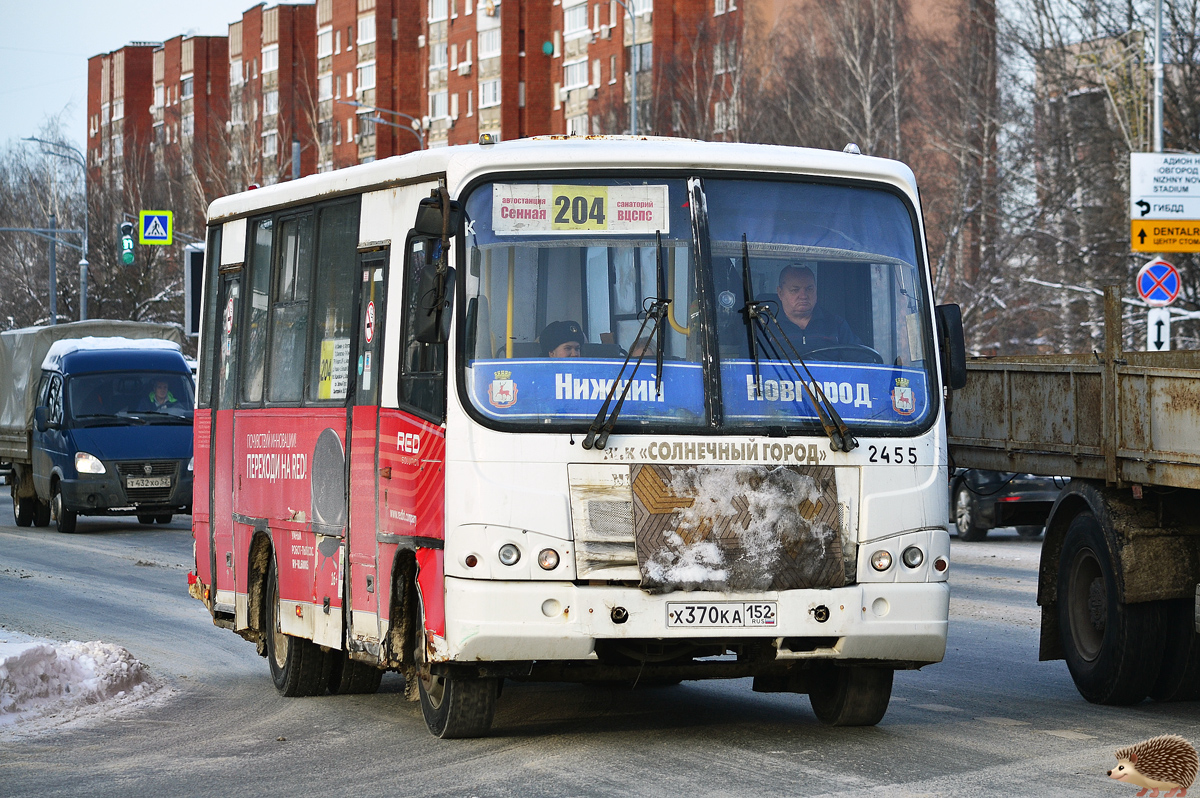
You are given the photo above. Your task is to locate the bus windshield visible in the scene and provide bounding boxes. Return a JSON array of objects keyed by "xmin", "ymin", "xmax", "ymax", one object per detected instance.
[{"xmin": 460, "ymin": 175, "xmax": 933, "ymax": 434}]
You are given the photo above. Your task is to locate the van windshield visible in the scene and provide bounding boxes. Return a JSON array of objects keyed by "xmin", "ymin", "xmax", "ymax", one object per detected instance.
[{"xmin": 67, "ymin": 372, "xmax": 194, "ymax": 425}]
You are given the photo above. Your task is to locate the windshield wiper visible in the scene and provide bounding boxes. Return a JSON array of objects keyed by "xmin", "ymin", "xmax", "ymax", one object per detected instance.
[
  {"xmin": 738, "ymin": 235, "xmax": 857, "ymax": 453},
  {"xmin": 582, "ymin": 232, "xmax": 671, "ymax": 450},
  {"xmin": 73, "ymin": 413, "xmax": 147, "ymax": 426}
]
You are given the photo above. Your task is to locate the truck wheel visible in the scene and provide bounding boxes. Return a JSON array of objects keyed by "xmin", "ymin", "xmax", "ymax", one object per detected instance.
[
  {"xmin": 52, "ymin": 485, "xmax": 77, "ymax": 534},
  {"xmin": 1150, "ymin": 598, "xmax": 1200, "ymax": 702},
  {"xmin": 954, "ymin": 484, "xmax": 988, "ymax": 541},
  {"xmin": 1016, "ymin": 525, "xmax": 1044, "ymax": 539},
  {"xmin": 14, "ymin": 496, "xmax": 34, "ymax": 527},
  {"xmin": 33, "ymin": 500, "xmax": 51, "ymax": 527},
  {"xmin": 264, "ymin": 556, "xmax": 331, "ymax": 697},
  {"xmin": 1057, "ymin": 512, "xmax": 1164, "ymax": 705},
  {"xmin": 416, "ymin": 599, "xmax": 497, "ymax": 738},
  {"xmin": 808, "ymin": 666, "xmax": 893, "ymax": 726},
  {"xmin": 328, "ymin": 651, "xmax": 384, "ymax": 695}
]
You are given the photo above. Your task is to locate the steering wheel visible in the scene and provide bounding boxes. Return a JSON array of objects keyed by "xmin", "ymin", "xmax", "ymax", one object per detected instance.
[{"xmin": 803, "ymin": 344, "xmax": 885, "ymax": 364}]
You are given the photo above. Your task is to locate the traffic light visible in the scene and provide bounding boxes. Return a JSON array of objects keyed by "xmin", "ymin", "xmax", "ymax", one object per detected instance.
[{"xmin": 120, "ymin": 222, "xmax": 134, "ymax": 265}]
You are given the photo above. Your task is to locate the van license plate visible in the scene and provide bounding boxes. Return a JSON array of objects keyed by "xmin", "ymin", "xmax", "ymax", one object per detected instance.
[
  {"xmin": 666, "ymin": 602, "xmax": 777, "ymax": 628},
  {"xmin": 127, "ymin": 477, "xmax": 170, "ymax": 489}
]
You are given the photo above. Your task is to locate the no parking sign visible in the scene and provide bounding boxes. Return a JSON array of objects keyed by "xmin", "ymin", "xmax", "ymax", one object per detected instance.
[{"xmin": 1136, "ymin": 258, "xmax": 1181, "ymax": 307}]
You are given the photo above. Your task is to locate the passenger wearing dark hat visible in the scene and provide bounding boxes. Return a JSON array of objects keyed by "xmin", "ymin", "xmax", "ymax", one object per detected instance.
[{"xmin": 541, "ymin": 320, "xmax": 584, "ymax": 357}]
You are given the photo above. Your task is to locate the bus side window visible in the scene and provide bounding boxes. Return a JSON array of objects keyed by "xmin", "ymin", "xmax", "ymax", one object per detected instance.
[
  {"xmin": 242, "ymin": 217, "xmax": 272, "ymax": 405},
  {"xmin": 268, "ymin": 213, "xmax": 314, "ymax": 403},
  {"xmin": 307, "ymin": 202, "xmax": 360, "ymax": 403},
  {"xmin": 398, "ymin": 236, "xmax": 447, "ymax": 422}
]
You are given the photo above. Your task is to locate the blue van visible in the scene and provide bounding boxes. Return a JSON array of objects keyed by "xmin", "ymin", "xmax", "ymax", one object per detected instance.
[{"xmin": 32, "ymin": 339, "xmax": 194, "ymax": 533}]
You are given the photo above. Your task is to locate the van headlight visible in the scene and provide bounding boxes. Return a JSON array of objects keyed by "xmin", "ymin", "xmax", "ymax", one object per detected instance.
[
  {"xmin": 75, "ymin": 452, "xmax": 106, "ymax": 474},
  {"xmin": 187, "ymin": 456, "xmax": 194, "ymax": 472}
]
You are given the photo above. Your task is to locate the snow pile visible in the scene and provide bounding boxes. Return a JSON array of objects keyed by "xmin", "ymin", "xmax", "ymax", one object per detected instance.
[
  {"xmin": 643, "ymin": 465, "xmax": 839, "ymax": 592},
  {"xmin": 0, "ymin": 631, "xmax": 157, "ymax": 730}
]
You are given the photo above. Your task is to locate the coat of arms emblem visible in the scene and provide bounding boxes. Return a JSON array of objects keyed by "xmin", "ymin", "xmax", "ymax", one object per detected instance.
[
  {"xmin": 891, "ymin": 377, "xmax": 915, "ymax": 415},
  {"xmin": 488, "ymin": 370, "xmax": 517, "ymax": 408}
]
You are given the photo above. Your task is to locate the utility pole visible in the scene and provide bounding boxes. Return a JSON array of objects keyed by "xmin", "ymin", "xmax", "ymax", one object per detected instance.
[
  {"xmin": 612, "ymin": 0, "xmax": 638, "ymax": 135},
  {"xmin": 1154, "ymin": 0, "xmax": 1163, "ymax": 153},
  {"xmin": 23, "ymin": 137, "xmax": 90, "ymax": 320}
]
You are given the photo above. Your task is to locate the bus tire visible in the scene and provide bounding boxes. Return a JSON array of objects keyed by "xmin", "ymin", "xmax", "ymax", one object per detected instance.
[
  {"xmin": 418, "ymin": 669, "xmax": 498, "ymax": 739},
  {"xmin": 1150, "ymin": 598, "xmax": 1200, "ymax": 703},
  {"xmin": 808, "ymin": 665, "xmax": 893, "ymax": 726},
  {"xmin": 264, "ymin": 557, "xmax": 330, "ymax": 697},
  {"xmin": 328, "ymin": 652, "xmax": 383, "ymax": 695},
  {"xmin": 1057, "ymin": 512, "xmax": 1165, "ymax": 705},
  {"xmin": 14, "ymin": 496, "xmax": 34, "ymax": 527},
  {"xmin": 33, "ymin": 500, "xmax": 51, "ymax": 527},
  {"xmin": 52, "ymin": 485, "xmax": 76, "ymax": 534},
  {"xmin": 954, "ymin": 483, "xmax": 988, "ymax": 541}
]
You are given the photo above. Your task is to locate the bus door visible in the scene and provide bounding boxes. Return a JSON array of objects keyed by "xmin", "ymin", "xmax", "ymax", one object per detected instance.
[
  {"xmin": 211, "ymin": 271, "xmax": 241, "ymax": 611},
  {"xmin": 347, "ymin": 250, "xmax": 388, "ymax": 645}
]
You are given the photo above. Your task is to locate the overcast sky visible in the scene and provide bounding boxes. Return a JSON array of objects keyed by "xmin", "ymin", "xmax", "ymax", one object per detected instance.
[{"xmin": 0, "ymin": 1, "xmax": 291, "ymax": 154}]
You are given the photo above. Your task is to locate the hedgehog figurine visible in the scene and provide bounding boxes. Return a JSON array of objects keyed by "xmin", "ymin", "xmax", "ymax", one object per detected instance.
[{"xmin": 1108, "ymin": 735, "xmax": 1199, "ymax": 797}]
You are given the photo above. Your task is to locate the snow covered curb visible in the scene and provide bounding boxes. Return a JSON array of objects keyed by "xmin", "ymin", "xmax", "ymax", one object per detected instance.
[{"xmin": 0, "ymin": 630, "xmax": 166, "ymax": 734}]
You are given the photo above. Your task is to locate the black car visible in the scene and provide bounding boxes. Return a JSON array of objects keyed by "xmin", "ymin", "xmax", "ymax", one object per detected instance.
[{"xmin": 950, "ymin": 469, "xmax": 1067, "ymax": 541}]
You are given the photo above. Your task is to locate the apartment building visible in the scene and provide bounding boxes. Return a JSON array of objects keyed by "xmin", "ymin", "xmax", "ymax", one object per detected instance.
[
  {"xmin": 86, "ymin": 44, "xmax": 157, "ymax": 189},
  {"xmin": 151, "ymin": 36, "xmax": 230, "ymax": 197},
  {"xmin": 315, "ymin": 0, "xmax": 424, "ymax": 171},
  {"xmin": 227, "ymin": 2, "xmax": 318, "ymax": 187}
]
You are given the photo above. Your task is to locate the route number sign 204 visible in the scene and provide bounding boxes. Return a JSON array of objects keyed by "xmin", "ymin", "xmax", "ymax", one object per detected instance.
[{"xmin": 492, "ymin": 183, "xmax": 670, "ymax": 235}]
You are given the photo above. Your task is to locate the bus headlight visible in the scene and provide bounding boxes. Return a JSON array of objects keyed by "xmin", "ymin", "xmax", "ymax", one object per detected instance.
[
  {"xmin": 498, "ymin": 543, "xmax": 521, "ymax": 566},
  {"xmin": 870, "ymin": 550, "xmax": 892, "ymax": 572},
  {"xmin": 537, "ymin": 548, "xmax": 559, "ymax": 570},
  {"xmin": 75, "ymin": 452, "xmax": 106, "ymax": 474},
  {"xmin": 901, "ymin": 546, "xmax": 924, "ymax": 568}
]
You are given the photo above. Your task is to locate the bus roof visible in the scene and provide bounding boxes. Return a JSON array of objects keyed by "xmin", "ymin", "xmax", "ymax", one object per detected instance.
[{"xmin": 205, "ymin": 137, "xmax": 921, "ymax": 223}]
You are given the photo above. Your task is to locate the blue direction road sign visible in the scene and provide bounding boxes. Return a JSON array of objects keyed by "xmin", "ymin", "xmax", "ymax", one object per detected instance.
[
  {"xmin": 1136, "ymin": 258, "xmax": 1180, "ymax": 306},
  {"xmin": 139, "ymin": 210, "xmax": 173, "ymax": 245}
]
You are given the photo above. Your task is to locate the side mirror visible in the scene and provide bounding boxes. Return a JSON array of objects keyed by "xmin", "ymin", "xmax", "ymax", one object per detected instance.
[
  {"xmin": 415, "ymin": 266, "xmax": 457, "ymax": 344},
  {"xmin": 413, "ymin": 195, "xmax": 463, "ymax": 238},
  {"xmin": 34, "ymin": 406, "xmax": 50, "ymax": 433},
  {"xmin": 935, "ymin": 304, "xmax": 968, "ymax": 390}
]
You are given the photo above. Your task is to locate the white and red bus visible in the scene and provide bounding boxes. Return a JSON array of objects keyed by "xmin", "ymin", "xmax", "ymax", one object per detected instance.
[{"xmin": 190, "ymin": 137, "xmax": 965, "ymax": 738}]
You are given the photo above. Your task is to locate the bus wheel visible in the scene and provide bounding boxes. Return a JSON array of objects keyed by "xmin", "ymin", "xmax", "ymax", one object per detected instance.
[
  {"xmin": 954, "ymin": 484, "xmax": 988, "ymax": 541},
  {"xmin": 14, "ymin": 496, "xmax": 34, "ymax": 527},
  {"xmin": 1150, "ymin": 598, "xmax": 1200, "ymax": 702},
  {"xmin": 264, "ymin": 557, "xmax": 330, "ymax": 697},
  {"xmin": 415, "ymin": 600, "xmax": 497, "ymax": 738},
  {"xmin": 808, "ymin": 665, "xmax": 893, "ymax": 726},
  {"xmin": 328, "ymin": 651, "xmax": 383, "ymax": 695},
  {"xmin": 52, "ymin": 485, "xmax": 76, "ymax": 534},
  {"xmin": 1057, "ymin": 512, "xmax": 1164, "ymax": 705},
  {"xmin": 33, "ymin": 500, "xmax": 51, "ymax": 527}
]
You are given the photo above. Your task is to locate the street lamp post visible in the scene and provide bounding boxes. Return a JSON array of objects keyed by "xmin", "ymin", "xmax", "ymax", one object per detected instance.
[
  {"xmin": 611, "ymin": 0, "xmax": 638, "ymax": 135},
  {"xmin": 338, "ymin": 100, "xmax": 425, "ymax": 149},
  {"xmin": 23, "ymin": 137, "xmax": 89, "ymax": 321}
]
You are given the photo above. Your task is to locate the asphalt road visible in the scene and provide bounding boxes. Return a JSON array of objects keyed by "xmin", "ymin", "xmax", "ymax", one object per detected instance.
[{"xmin": 2, "ymin": 495, "xmax": 1198, "ymax": 797}]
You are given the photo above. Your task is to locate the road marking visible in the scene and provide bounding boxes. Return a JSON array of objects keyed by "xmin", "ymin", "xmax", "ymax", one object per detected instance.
[
  {"xmin": 976, "ymin": 717, "xmax": 1030, "ymax": 726},
  {"xmin": 1039, "ymin": 730, "xmax": 1096, "ymax": 740},
  {"xmin": 913, "ymin": 703, "xmax": 962, "ymax": 712}
]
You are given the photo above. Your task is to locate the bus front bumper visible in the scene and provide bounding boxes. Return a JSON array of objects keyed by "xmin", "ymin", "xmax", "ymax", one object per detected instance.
[{"xmin": 442, "ymin": 577, "xmax": 948, "ymax": 667}]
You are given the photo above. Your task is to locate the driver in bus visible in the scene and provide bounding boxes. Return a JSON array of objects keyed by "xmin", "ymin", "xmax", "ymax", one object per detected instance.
[
  {"xmin": 540, "ymin": 320, "xmax": 584, "ymax": 358},
  {"xmin": 771, "ymin": 265, "xmax": 860, "ymax": 354}
]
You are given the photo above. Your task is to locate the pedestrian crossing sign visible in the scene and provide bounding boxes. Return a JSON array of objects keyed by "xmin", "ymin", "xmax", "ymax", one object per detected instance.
[{"xmin": 139, "ymin": 210, "xmax": 173, "ymax": 245}]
